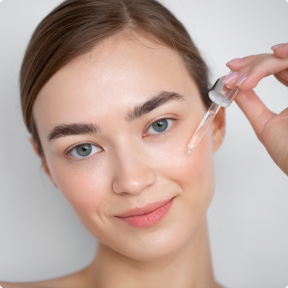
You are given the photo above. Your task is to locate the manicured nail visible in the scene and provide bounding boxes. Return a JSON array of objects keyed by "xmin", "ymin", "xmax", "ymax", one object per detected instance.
[
  {"xmin": 271, "ymin": 43, "xmax": 285, "ymax": 50},
  {"xmin": 235, "ymin": 72, "xmax": 249, "ymax": 87},
  {"xmin": 226, "ymin": 58, "xmax": 242, "ymax": 66},
  {"xmin": 222, "ymin": 71, "xmax": 239, "ymax": 84}
]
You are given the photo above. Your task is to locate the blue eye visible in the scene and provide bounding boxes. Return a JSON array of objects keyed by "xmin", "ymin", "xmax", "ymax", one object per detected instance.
[
  {"xmin": 67, "ymin": 118, "xmax": 175, "ymax": 161},
  {"xmin": 147, "ymin": 118, "xmax": 174, "ymax": 135},
  {"xmin": 69, "ymin": 143, "xmax": 102, "ymax": 159}
]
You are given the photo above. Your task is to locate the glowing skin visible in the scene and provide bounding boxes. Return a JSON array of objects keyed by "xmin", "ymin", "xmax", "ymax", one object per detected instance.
[{"xmin": 30, "ymin": 32, "xmax": 226, "ymax": 288}]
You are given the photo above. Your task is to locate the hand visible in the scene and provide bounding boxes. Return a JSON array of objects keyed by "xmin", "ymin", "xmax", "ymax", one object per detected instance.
[{"xmin": 222, "ymin": 43, "xmax": 288, "ymax": 176}]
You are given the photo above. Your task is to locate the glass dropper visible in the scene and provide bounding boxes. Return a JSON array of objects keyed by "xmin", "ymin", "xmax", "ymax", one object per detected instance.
[{"xmin": 185, "ymin": 71, "xmax": 238, "ymax": 156}]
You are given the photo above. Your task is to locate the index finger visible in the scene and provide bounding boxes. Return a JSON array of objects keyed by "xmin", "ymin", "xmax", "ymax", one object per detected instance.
[{"xmin": 229, "ymin": 55, "xmax": 288, "ymax": 90}]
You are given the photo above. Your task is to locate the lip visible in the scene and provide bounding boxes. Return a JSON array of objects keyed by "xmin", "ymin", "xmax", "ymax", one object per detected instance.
[
  {"xmin": 115, "ymin": 197, "xmax": 175, "ymax": 228},
  {"xmin": 116, "ymin": 197, "xmax": 174, "ymax": 217}
]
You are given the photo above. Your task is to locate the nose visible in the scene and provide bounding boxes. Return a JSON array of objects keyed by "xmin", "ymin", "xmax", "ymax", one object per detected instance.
[{"xmin": 111, "ymin": 141, "xmax": 156, "ymax": 195}]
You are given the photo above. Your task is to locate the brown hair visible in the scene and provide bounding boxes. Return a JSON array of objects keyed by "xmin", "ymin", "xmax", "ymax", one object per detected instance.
[{"xmin": 20, "ymin": 0, "xmax": 212, "ymax": 165}]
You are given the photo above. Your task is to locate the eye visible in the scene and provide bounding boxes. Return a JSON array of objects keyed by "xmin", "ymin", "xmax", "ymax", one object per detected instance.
[
  {"xmin": 146, "ymin": 118, "xmax": 174, "ymax": 135},
  {"xmin": 68, "ymin": 143, "xmax": 102, "ymax": 159}
]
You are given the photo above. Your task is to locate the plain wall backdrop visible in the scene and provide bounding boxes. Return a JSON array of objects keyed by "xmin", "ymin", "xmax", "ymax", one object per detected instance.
[{"xmin": 0, "ymin": 0, "xmax": 288, "ymax": 287}]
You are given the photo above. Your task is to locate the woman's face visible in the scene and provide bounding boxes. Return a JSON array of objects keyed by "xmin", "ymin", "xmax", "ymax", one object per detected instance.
[{"xmin": 32, "ymin": 33, "xmax": 225, "ymax": 260}]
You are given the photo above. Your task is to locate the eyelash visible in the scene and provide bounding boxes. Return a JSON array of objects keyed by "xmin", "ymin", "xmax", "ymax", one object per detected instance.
[{"xmin": 66, "ymin": 117, "xmax": 177, "ymax": 162}]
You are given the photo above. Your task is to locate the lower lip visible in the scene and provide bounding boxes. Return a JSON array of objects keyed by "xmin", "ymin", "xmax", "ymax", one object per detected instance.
[{"xmin": 115, "ymin": 198, "xmax": 174, "ymax": 228}]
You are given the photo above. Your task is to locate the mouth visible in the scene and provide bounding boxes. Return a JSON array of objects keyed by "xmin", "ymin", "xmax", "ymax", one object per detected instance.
[{"xmin": 115, "ymin": 197, "xmax": 175, "ymax": 228}]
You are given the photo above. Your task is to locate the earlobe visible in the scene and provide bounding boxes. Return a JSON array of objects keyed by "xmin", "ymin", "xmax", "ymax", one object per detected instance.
[{"xmin": 211, "ymin": 107, "xmax": 226, "ymax": 152}]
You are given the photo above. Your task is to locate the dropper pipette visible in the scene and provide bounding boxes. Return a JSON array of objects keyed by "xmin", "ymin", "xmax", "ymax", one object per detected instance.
[{"xmin": 185, "ymin": 71, "xmax": 238, "ymax": 155}]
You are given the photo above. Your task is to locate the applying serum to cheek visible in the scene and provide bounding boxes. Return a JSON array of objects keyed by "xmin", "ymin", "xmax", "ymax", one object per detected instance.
[{"xmin": 185, "ymin": 71, "xmax": 238, "ymax": 156}]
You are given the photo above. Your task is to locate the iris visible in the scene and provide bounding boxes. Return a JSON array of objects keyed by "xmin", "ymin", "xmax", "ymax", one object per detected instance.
[
  {"xmin": 151, "ymin": 119, "xmax": 168, "ymax": 132},
  {"xmin": 76, "ymin": 144, "xmax": 92, "ymax": 157}
]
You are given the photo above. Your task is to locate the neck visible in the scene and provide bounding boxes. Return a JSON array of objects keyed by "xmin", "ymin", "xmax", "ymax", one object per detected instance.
[{"xmin": 84, "ymin": 216, "xmax": 217, "ymax": 288}]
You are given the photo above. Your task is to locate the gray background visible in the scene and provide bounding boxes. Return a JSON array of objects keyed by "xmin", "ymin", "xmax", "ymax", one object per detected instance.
[{"xmin": 0, "ymin": 0, "xmax": 288, "ymax": 287}]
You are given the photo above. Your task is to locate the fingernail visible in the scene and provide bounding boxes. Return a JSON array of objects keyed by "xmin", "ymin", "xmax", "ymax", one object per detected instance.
[
  {"xmin": 235, "ymin": 72, "xmax": 249, "ymax": 87},
  {"xmin": 271, "ymin": 43, "xmax": 285, "ymax": 50},
  {"xmin": 226, "ymin": 58, "xmax": 242, "ymax": 66},
  {"xmin": 222, "ymin": 71, "xmax": 239, "ymax": 84}
]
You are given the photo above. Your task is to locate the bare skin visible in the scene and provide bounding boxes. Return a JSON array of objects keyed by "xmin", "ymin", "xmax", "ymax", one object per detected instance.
[
  {"xmin": 1, "ymin": 33, "xmax": 227, "ymax": 288},
  {"xmin": 0, "ymin": 218, "xmax": 226, "ymax": 288}
]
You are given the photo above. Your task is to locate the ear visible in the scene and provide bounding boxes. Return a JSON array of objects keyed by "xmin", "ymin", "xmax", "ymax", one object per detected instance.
[
  {"xmin": 29, "ymin": 137, "xmax": 58, "ymax": 188},
  {"xmin": 211, "ymin": 107, "xmax": 226, "ymax": 152},
  {"xmin": 29, "ymin": 136, "xmax": 41, "ymax": 158}
]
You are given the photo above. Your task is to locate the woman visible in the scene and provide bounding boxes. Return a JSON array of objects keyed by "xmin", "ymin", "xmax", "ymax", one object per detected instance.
[{"xmin": 1, "ymin": 0, "xmax": 287, "ymax": 287}]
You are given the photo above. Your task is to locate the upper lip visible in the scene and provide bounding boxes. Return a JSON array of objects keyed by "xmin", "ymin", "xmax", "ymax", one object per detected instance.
[{"xmin": 115, "ymin": 197, "xmax": 174, "ymax": 218}]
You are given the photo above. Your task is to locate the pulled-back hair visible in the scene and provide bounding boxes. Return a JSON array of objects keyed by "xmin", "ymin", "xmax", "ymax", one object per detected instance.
[{"xmin": 20, "ymin": 0, "xmax": 212, "ymax": 164}]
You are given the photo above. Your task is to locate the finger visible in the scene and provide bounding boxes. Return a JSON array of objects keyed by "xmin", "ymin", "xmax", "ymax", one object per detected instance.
[
  {"xmin": 272, "ymin": 43, "xmax": 288, "ymax": 58},
  {"xmin": 225, "ymin": 60, "xmax": 288, "ymax": 89},
  {"xmin": 231, "ymin": 55, "xmax": 288, "ymax": 90},
  {"xmin": 226, "ymin": 54, "xmax": 268, "ymax": 71},
  {"xmin": 224, "ymin": 55, "xmax": 270, "ymax": 88},
  {"xmin": 276, "ymin": 69, "xmax": 288, "ymax": 81},
  {"xmin": 274, "ymin": 72, "xmax": 288, "ymax": 86},
  {"xmin": 233, "ymin": 89, "xmax": 277, "ymax": 143}
]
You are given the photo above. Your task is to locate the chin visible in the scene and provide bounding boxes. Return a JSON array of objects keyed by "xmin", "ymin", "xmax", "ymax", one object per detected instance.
[
  {"xmin": 110, "ymin": 230, "xmax": 187, "ymax": 261},
  {"xmin": 103, "ymin": 201, "xmax": 209, "ymax": 261}
]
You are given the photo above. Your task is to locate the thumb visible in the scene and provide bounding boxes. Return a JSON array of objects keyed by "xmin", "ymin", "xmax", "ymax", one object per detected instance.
[
  {"xmin": 233, "ymin": 89, "xmax": 276, "ymax": 144},
  {"xmin": 272, "ymin": 42, "xmax": 288, "ymax": 58}
]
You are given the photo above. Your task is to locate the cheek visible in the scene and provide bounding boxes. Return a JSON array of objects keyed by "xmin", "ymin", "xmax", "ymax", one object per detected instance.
[
  {"xmin": 158, "ymin": 129, "xmax": 215, "ymax": 190},
  {"xmin": 156, "ymin": 128, "xmax": 215, "ymax": 209},
  {"xmin": 48, "ymin": 158, "xmax": 110, "ymax": 213}
]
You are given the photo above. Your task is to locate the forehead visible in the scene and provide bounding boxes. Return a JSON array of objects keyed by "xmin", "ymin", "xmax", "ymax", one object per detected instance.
[{"xmin": 33, "ymin": 33, "xmax": 198, "ymax": 133}]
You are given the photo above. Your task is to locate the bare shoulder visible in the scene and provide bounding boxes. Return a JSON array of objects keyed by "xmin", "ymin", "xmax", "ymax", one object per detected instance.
[
  {"xmin": 0, "ymin": 281, "xmax": 35, "ymax": 288},
  {"xmin": 215, "ymin": 282, "xmax": 228, "ymax": 288},
  {"xmin": 0, "ymin": 269, "xmax": 89, "ymax": 288}
]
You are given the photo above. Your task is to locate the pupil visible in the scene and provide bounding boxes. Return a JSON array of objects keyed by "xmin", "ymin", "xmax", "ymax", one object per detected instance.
[
  {"xmin": 152, "ymin": 119, "xmax": 168, "ymax": 132},
  {"xmin": 76, "ymin": 144, "xmax": 92, "ymax": 157}
]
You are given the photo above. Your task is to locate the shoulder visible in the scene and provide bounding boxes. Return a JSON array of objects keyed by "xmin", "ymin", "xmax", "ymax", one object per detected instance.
[
  {"xmin": 0, "ymin": 279, "xmax": 64, "ymax": 288},
  {"xmin": 215, "ymin": 283, "xmax": 228, "ymax": 288},
  {"xmin": 0, "ymin": 282, "xmax": 38, "ymax": 288},
  {"xmin": 0, "ymin": 269, "xmax": 88, "ymax": 288}
]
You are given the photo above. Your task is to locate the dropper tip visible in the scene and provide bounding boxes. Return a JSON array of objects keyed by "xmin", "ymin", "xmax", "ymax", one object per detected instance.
[{"xmin": 184, "ymin": 148, "xmax": 193, "ymax": 156}]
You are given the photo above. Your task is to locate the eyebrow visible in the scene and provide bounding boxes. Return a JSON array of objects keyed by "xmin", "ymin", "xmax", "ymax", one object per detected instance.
[{"xmin": 47, "ymin": 91, "xmax": 185, "ymax": 142}]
